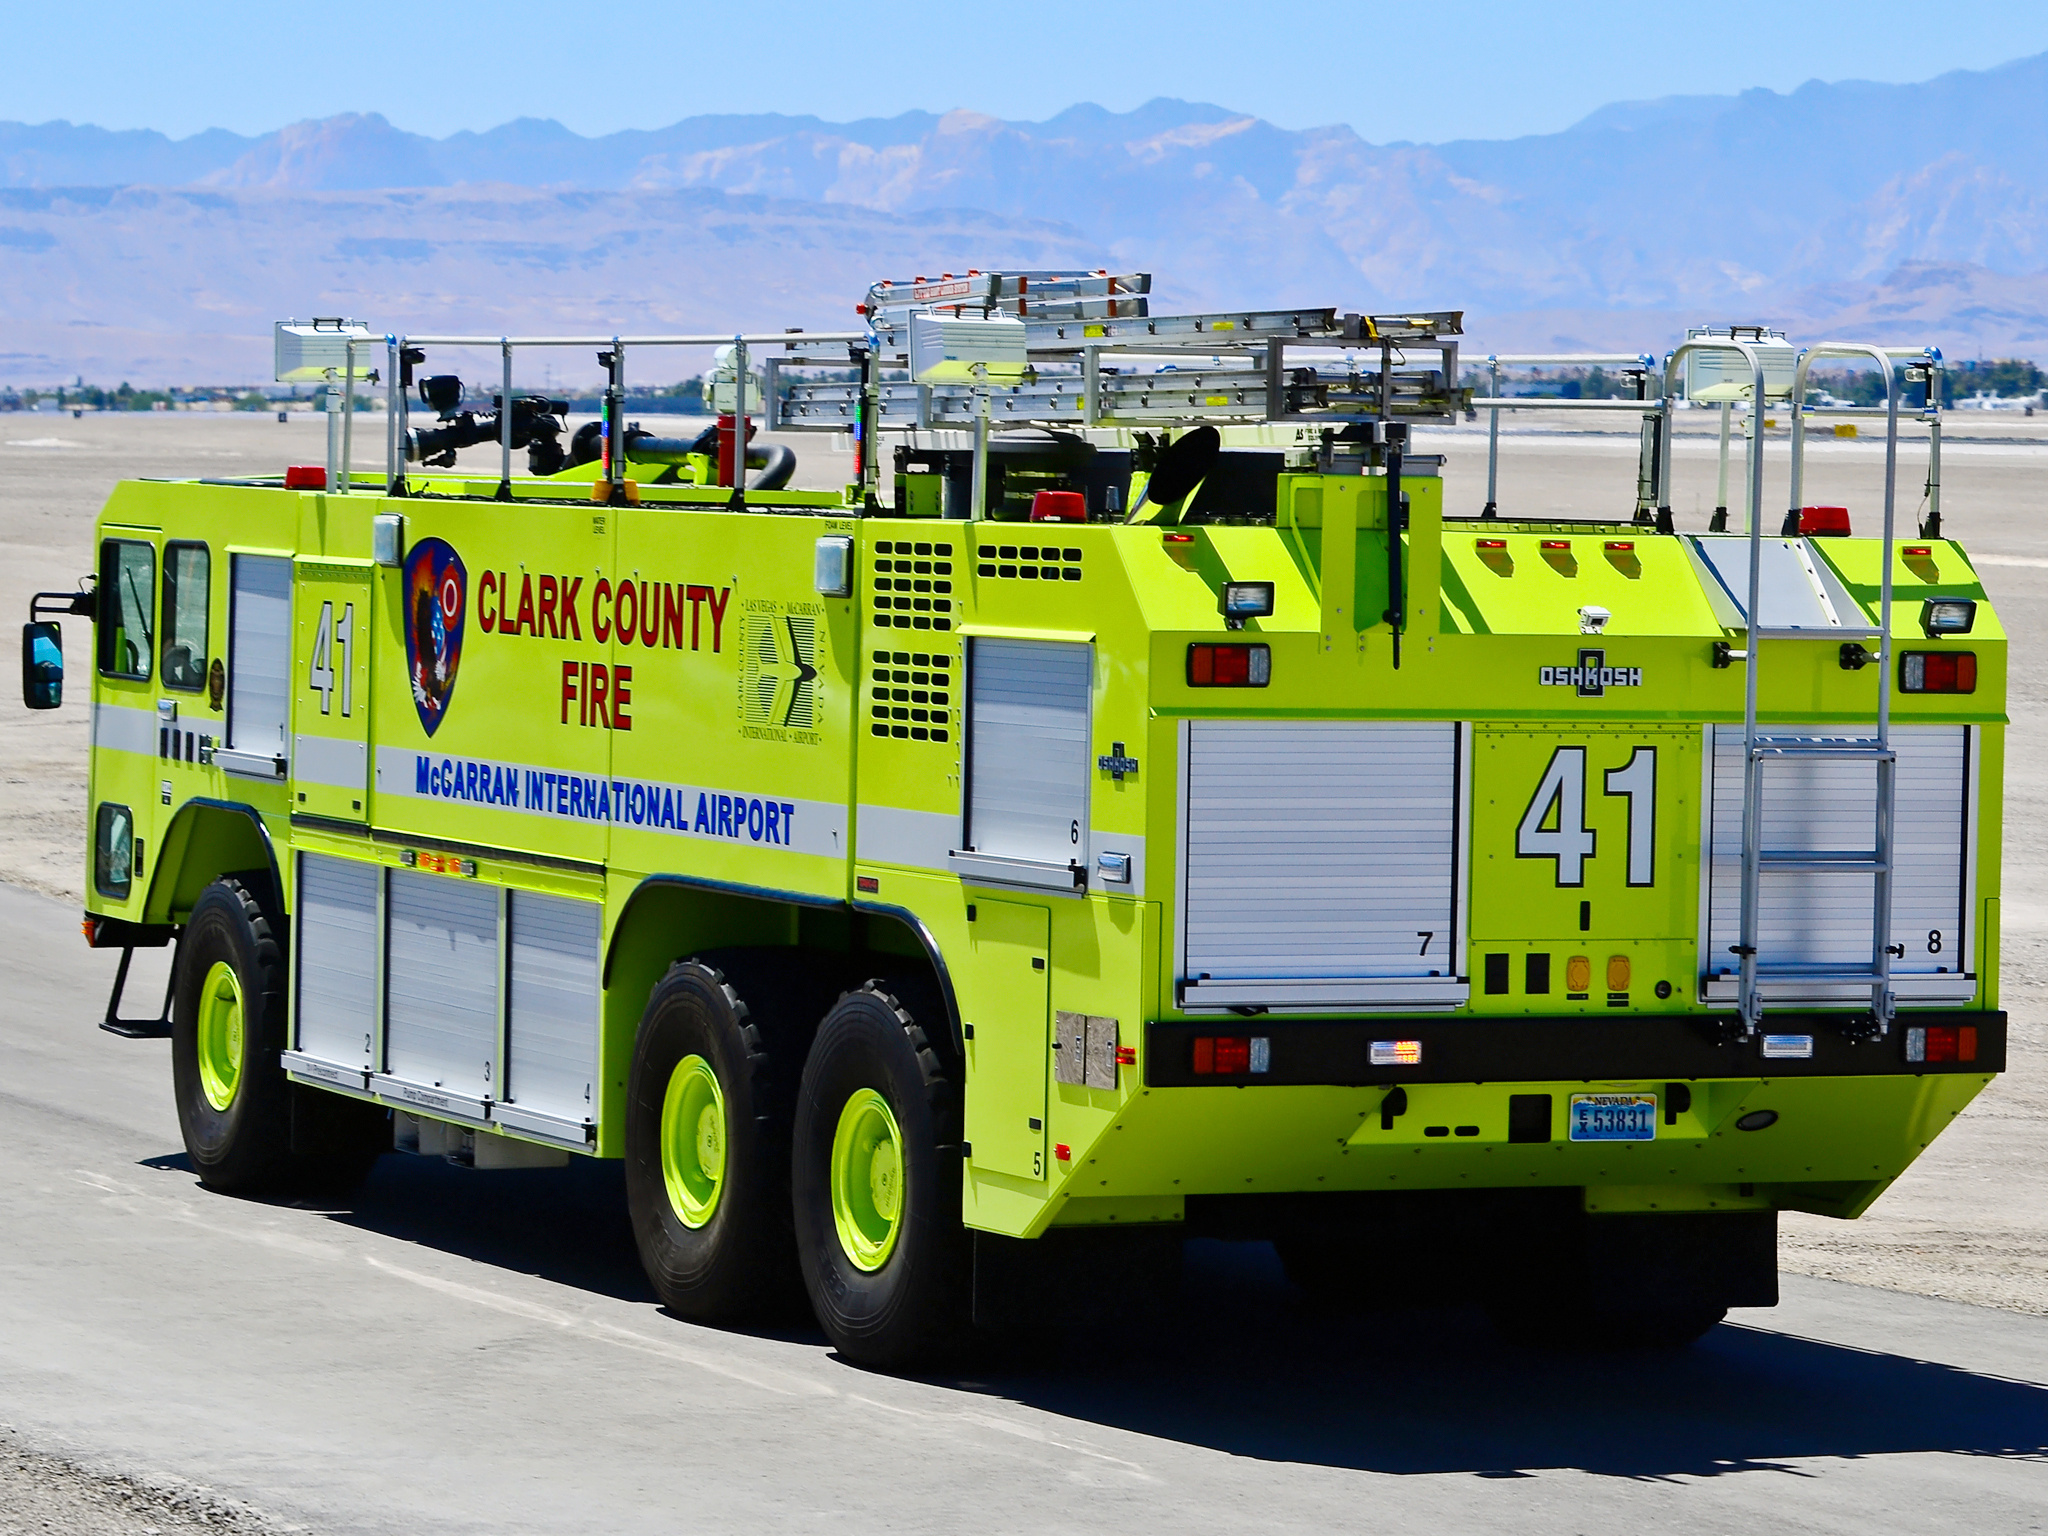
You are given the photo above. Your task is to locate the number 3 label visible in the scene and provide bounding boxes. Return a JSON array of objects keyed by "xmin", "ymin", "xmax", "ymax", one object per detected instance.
[{"xmin": 1516, "ymin": 745, "xmax": 1656, "ymax": 888}]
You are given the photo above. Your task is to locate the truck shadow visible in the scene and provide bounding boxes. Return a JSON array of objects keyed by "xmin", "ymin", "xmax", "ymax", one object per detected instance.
[
  {"xmin": 969, "ymin": 1239, "xmax": 2048, "ymax": 1478},
  {"xmin": 147, "ymin": 1150, "xmax": 2048, "ymax": 1478}
]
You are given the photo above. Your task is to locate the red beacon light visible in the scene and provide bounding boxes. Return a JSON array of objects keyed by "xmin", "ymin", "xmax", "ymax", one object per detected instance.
[
  {"xmin": 1800, "ymin": 506, "xmax": 1851, "ymax": 536},
  {"xmin": 283, "ymin": 464, "xmax": 327, "ymax": 490},
  {"xmin": 1029, "ymin": 489, "xmax": 1087, "ymax": 523}
]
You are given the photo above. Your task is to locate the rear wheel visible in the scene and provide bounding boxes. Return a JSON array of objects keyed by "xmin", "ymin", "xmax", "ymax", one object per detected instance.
[
  {"xmin": 625, "ymin": 955, "xmax": 824, "ymax": 1322},
  {"xmin": 173, "ymin": 876, "xmax": 383, "ymax": 1197},
  {"xmin": 793, "ymin": 982, "xmax": 967, "ymax": 1370}
]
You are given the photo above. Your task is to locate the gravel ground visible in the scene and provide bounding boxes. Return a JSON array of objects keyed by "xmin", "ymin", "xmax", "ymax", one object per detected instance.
[{"xmin": 0, "ymin": 1426, "xmax": 294, "ymax": 1535}]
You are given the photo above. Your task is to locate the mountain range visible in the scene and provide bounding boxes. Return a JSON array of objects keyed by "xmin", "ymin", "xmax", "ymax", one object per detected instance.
[{"xmin": 3, "ymin": 53, "xmax": 2047, "ymax": 385}]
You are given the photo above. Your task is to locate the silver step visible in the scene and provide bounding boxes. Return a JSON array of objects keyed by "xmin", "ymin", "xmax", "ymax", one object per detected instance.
[
  {"xmin": 1751, "ymin": 738, "xmax": 1894, "ymax": 761},
  {"xmin": 1757, "ymin": 850, "xmax": 1888, "ymax": 873}
]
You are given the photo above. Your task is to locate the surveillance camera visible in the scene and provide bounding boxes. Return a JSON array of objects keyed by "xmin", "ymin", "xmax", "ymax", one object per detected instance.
[{"xmin": 1579, "ymin": 605, "xmax": 1611, "ymax": 636}]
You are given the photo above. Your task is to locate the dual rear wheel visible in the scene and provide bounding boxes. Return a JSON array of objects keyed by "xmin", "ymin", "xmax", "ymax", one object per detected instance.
[{"xmin": 623, "ymin": 961, "xmax": 966, "ymax": 1368}]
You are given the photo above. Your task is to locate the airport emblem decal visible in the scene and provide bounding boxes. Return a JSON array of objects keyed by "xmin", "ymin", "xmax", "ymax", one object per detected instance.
[{"xmin": 404, "ymin": 538, "xmax": 466, "ymax": 737}]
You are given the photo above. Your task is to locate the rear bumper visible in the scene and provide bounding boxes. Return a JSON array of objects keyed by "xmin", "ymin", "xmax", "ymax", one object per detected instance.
[{"xmin": 1144, "ymin": 1010, "xmax": 2005, "ymax": 1087}]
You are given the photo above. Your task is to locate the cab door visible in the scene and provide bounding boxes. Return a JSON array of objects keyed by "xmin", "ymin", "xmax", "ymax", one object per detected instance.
[
  {"xmin": 87, "ymin": 530, "xmax": 162, "ymax": 913},
  {"xmin": 292, "ymin": 558, "xmax": 373, "ymax": 821}
]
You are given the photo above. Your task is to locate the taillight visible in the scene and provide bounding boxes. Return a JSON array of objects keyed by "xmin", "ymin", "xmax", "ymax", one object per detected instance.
[
  {"xmin": 1187, "ymin": 642, "xmax": 1270, "ymax": 687},
  {"xmin": 1900, "ymin": 651, "xmax": 1976, "ymax": 693},
  {"xmin": 1905, "ymin": 1024, "xmax": 1978, "ymax": 1064},
  {"xmin": 1191, "ymin": 1035, "xmax": 1270, "ymax": 1074}
]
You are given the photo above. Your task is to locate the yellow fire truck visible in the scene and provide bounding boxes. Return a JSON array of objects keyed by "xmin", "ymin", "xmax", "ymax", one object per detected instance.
[{"xmin": 23, "ymin": 276, "xmax": 2002, "ymax": 1366}]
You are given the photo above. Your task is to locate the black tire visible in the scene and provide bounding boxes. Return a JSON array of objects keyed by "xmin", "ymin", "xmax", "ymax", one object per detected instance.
[
  {"xmin": 624, "ymin": 955, "xmax": 822, "ymax": 1322},
  {"xmin": 792, "ymin": 981, "xmax": 968, "ymax": 1370},
  {"xmin": 173, "ymin": 876, "xmax": 383, "ymax": 1198}
]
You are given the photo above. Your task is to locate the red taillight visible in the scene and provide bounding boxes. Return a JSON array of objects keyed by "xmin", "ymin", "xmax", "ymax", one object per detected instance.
[
  {"xmin": 1187, "ymin": 642, "xmax": 1270, "ymax": 687},
  {"xmin": 284, "ymin": 464, "xmax": 327, "ymax": 490},
  {"xmin": 1900, "ymin": 651, "xmax": 1977, "ymax": 693},
  {"xmin": 1191, "ymin": 1035, "xmax": 1271, "ymax": 1075},
  {"xmin": 1030, "ymin": 489, "xmax": 1087, "ymax": 522},
  {"xmin": 1800, "ymin": 505, "xmax": 1851, "ymax": 536},
  {"xmin": 1909, "ymin": 1024, "xmax": 1978, "ymax": 1064}
]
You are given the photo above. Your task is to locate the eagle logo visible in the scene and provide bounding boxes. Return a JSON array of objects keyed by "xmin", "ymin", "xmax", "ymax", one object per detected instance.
[{"xmin": 402, "ymin": 538, "xmax": 465, "ymax": 737}]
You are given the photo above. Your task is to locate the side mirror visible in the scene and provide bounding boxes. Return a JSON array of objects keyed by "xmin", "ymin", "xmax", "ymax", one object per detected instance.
[{"xmin": 21, "ymin": 621, "xmax": 62, "ymax": 709}]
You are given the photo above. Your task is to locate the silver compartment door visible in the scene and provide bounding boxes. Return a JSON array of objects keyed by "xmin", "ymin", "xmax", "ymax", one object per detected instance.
[
  {"xmin": 223, "ymin": 553, "xmax": 292, "ymax": 777},
  {"xmin": 1705, "ymin": 723, "xmax": 1973, "ymax": 1004},
  {"xmin": 504, "ymin": 890, "xmax": 600, "ymax": 1132},
  {"xmin": 961, "ymin": 638, "xmax": 1091, "ymax": 879},
  {"xmin": 1181, "ymin": 719, "xmax": 1467, "ymax": 1011},
  {"xmin": 382, "ymin": 869, "xmax": 498, "ymax": 1106},
  {"xmin": 293, "ymin": 852, "xmax": 379, "ymax": 1071}
]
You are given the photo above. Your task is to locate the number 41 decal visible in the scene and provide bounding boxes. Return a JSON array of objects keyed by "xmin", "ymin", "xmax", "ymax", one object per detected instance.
[
  {"xmin": 1516, "ymin": 745, "xmax": 1656, "ymax": 888},
  {"xmin": 307, "ymin": 600, "xmax": 356, "ymax": 717}
]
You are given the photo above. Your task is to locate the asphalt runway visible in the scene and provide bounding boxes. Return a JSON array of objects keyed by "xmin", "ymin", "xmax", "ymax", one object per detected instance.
[
  {"xmin": 4, "ymin": 409, "xmax": 2048, "ymax": 1531},
  {"xmin": 2, "ymin": 880, "xmax": 2045, "ymax": 1534}
]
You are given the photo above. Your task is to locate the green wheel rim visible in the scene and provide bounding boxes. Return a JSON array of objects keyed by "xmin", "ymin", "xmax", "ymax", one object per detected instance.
[
  {"xmin": 660, "ymin": 1054, "xmax": 727, "ymax": 1229},
  {"xmin": 195, "ymin": 959, "xmax": 245, "ymax": 1112},
  {"xmin": 830, "ymin": 1088, "xmax": 905, "ymax": 1272}
]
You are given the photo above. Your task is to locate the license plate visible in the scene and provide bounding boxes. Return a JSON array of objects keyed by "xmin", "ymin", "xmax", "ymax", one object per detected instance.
[{"xmin": 1568, "ymin": 1093, "xmax": 1657, "ymax": 1142}]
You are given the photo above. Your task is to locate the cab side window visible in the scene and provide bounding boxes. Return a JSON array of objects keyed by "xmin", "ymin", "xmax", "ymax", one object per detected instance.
[
  {"xmin": 161, "ymin": 542, "xmax": 210, "ymax": 691},
  {"xmin": 97, "ymin": 538, "xmax": 155, "ymax": 682}
]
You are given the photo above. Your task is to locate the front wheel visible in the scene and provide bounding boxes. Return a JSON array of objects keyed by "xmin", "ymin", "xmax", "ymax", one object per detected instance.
[
  {"xmin": 173, "ymin": 876, "xmax": 382, "ymax": 1197},
  {"xmin": 792, "ymin": 983, "xmax": 967, "ymax": 1370}
]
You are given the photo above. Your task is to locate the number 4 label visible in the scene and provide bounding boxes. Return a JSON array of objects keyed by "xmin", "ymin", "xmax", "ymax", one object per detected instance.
[{"xmin": 1516, "ymin": 745, "xmax": 1657, "ymax": 888}]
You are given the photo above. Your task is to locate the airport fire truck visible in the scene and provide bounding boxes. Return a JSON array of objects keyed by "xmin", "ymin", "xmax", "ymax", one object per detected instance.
[{"xmin": 22, "ymin": 273, "xmax": 2003, "ymax": 1365}]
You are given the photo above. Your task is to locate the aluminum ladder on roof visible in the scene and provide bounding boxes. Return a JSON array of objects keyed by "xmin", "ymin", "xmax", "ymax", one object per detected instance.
[{"xmin": 1663, "ymin": 340, "xmax": 1903, "ymax": 1037}]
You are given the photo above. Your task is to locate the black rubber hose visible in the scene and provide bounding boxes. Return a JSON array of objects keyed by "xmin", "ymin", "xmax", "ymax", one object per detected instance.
[{"xmin": 747, "ymin": 443, "xmax": 797, "ymax": 491}]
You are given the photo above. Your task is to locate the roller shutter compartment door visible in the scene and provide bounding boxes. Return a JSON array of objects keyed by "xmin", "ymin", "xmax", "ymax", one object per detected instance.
[
  {"xmin": 382, "ymin": 869, "xmax": 499, "ymax": 1107},
  {"xmin": 1706, "ymin": 724, "xmax": 1973, "ymax": 1005},
  {"xmin": 223, "ymin": 554, "xmax": 291, "ymax": 777},
  {"xmin": 294, "ymin": 853, "xmax": 379, "ymax": 1071},
  {"xmin": 502, "ymin": 890, "xmax": 600, "ymax": 1136},
  {"xmin": 1181, "ymin": 720, "xmax": 1467, "ymax": 1011},
  {"xmin": 957, "ymin": 639, "xmax": 1092, "ymax": 887}
]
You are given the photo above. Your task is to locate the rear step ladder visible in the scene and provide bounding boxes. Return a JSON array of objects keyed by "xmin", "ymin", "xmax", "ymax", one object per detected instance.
[{"xmin": 1733, "ymin": 342, "xmax": 1908, "ymax": 1036}]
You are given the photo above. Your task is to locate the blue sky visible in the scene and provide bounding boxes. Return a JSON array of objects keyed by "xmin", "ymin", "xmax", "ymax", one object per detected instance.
[{"xmin": 9, "ymin": 1, "xmax": 2048, "ymax": 142}]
